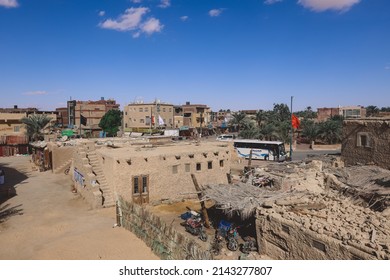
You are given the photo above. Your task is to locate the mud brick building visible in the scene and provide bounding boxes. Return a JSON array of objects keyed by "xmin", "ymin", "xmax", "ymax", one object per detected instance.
[{"xmin": 342, "ymin": 118, "xmax": 390, "ymax": 169}]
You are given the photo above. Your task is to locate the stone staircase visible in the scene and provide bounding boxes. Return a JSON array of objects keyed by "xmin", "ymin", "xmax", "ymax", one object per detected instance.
[
  {"xmin": 86, "ymin": 151, "xmax": 116, "ymax": 208},
  {"xmin": 53, "ymin": 159, "xmax": 72, "ymax": 174}
]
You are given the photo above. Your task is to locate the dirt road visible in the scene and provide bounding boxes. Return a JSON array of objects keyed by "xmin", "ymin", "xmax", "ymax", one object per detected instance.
[{"xmin": 0, "ymin": 156, "xmax": 159, "ymax": 260}]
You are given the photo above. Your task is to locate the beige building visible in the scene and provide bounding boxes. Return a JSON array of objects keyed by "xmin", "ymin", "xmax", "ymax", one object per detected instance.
[
  {"xmin": 317, "ymin": 106, "xmax": 366, "ymax": 122},
  {"xmin": 342, "ymin": 118, "xmax": 390, "ymax": 169},
  {"xmin": 70, "ymin": 139, "xmax": 232, "ymax": 208},
  {"xmin": 67, "ymin": 98, "xmax": 119, "ymax": 136},
  {"xmin": 0, "ymin": 107, "xmax": 57, "ymax": 137},
  {"xmin": 181, "ymin": 102, "xmax": 211, "ymax": 129},
  {"xmin": 123, "ymin": 101, "xmax": 174, "ymax": 132}
]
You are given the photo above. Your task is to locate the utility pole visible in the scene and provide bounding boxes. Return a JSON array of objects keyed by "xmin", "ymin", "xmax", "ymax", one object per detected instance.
[
  {"xmin": 79, "ymin": 104, "xmax": 82, "ymax": 136},
  {"xmin": 290, "ymin": 96, "xmax": 293, "ymax": 161}
]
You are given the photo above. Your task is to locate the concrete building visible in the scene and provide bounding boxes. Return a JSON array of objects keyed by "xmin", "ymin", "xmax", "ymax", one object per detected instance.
[
  {"xmin": 123, "ymin": 101, "xmax": 174, "ymax": 132},
  {"xmin": 67, "ymin": 98, "xmax": 119, "ymax": 137},
  {"xmin": 317, "ymin": 106, "xmax": 366, "ymax": 122},
  {"xmin": 0, "ymin": 106, "xmax": 57, "ymax": 156},
  {"xmin": 181, "ymin": 102, "xmax": 211, "ymax": 130},
  {"xmin": 55, "ymin": 107, "xmax": 68, "ymax": 128},
  {"xmin": 342, "ymin": 118, "xmax": 390, "ymax": 169},
  {"xmin": 210, "ymin": 110, "xmax": 232, "ymax": 130},
  {"xmin": 0, "ymin": 106, "xmax": 57, "ymax": 137}
]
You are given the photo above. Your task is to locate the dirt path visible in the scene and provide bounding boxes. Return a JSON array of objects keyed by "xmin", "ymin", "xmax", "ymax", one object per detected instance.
[{"xmin": 0, "ymin": 156, "xmax": 159, "ymax": 260}]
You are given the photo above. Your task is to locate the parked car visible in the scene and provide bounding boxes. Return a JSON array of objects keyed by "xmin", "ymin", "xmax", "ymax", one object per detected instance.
[{"xmin": 216, "ymin": 134, "xmax": 235, "ymax": 141}]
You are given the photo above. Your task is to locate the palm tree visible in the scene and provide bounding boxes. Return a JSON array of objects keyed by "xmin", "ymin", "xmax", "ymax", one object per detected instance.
[
  {"xmin": 21, "ymin": 114, "xmax": 52, "ymax": 141},
  {"xmin": 255, "ymin": 110, "xmax": 267, "ymax": 128},
  {"xmin": 239, "ymin": 121, "xmax": 259, "ymax": 139},
  {"xmin": 229, "ymin": 111, "xmax": 247, "ymax": 133},
  {"xmin": 301, "ymin": 119, "xmax": 320, "ymax": 148},
  {"xmin": 258, "ymin": 123, "xmax": 279, "ymax": 141},
  {"xmin": 318, "ymin": 119, "xmax": 342, "ymax": 144}
]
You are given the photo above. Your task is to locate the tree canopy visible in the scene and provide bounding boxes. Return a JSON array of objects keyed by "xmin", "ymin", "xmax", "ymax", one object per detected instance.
[
  {"xmin": 21, "ymin": 114, "xmax": 52, "ymax": 141},
  {"xmin": 98, "ymin": 109, "xmax": 122, "ymax": 137}
]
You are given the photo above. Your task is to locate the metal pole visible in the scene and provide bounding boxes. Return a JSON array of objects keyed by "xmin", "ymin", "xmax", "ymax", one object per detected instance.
[
  {"xmin": 290, "ymin": 96, "xmax": 293, "ymax": 161},
  {"xmin": 150, "ymin": 106, "xmax": 152, "ymax": 135},
  {"xmin": 79, "ymin": 104, "xmax": 82, "ymax": 136}
]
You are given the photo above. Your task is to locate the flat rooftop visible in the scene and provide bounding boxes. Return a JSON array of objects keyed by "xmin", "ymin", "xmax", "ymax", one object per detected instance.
[{"xmin": 96, "ymin": 141, "xmax": 232, "ymax": 159}]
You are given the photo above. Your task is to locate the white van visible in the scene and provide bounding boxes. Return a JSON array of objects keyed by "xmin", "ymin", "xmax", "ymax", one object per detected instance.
[{"xmin": 216, "ymin": 134, "xmax": 235, "ymax": 141}]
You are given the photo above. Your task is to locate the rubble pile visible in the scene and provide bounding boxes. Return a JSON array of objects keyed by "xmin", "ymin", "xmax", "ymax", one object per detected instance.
[
  {"xmin": 259, "ymin": 193, "xmax": 390, "ymax": 259},
  {"xmin": 249, "ymin": 160, "xmax": 326, "ymax": 194}
]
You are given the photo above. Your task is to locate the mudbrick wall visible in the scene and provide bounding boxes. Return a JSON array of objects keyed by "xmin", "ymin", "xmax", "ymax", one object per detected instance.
[
  {"xmin": 49, "ymin": 144, "xmax": 75, "ymax": 171},
  {"xmin": 99, "ymin": 143, "xmax": 231, "ymax": 204},
  {"xmin": 71, "ymin": 143, "xmax": 103, "ymax": 208},
  {"xmin": 118, "ymin": 196, "xmax": 212, "ymax": 260},
  {"xmin": 342, "ymin": 119, "xmax": 390, "ymax": 169},
  {"xmin": 255, "ymin": 193, "xmax": 390, "ymax": 260}
]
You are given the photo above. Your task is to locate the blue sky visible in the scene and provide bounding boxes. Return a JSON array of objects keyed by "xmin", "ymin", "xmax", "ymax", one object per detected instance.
[{"xmin": 0, "ymin": 0, "xmax": 389, "ymax": 111}]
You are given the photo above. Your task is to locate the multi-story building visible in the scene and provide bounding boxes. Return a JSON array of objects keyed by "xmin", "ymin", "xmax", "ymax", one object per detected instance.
[
  {"xmin": 317, "ymin": 106, "xmax": 366, "ymax": 122},
  {"xmin": 123, "ymin": 101, "xmax": 174, "ymax": 132},
  {"xmin": 181, "ymin": 102, "xmax": 211, "ymax": 129},
  {"xmin": 0, "ymin": 106, "xmax": 57, "ymax": 137},
  {"xmin": 0, "ymin": 106, "xmax": 57, "ymax": 156},
  {"xmin": 210, "ymin": 110, "xmax": 232, "ymax": 129},
  {"xmin": 55, "ymin": 107, "xmax": 68, "ymax": 128},
  {"xmin": 67, "ymin": 98, "xmax": 119, "ymax": 136}
]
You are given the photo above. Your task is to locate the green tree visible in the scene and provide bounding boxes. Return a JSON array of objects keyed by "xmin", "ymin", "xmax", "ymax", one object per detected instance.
[
  {"xmin": 21, "ymin": 114, "xmax": 52, "ymax": 141},
  {"xmin": 301, "ymin": 119, "xmax": 320, "ymax": 148},
  {"xmin": 99, "ymin": 109, "xmax": 122, "ymax": 137},
  {"xmin": 318, "ymin": 118, "xmax": 343, "ymax": 144},
  {"xmin": 229, "ymin": 111, "xmax": 248, "ymax": 133},
  {"xmin": 255, "ymin": 110, "xmax": 267, "ymax": 128},
  {"xmin": 295, "ymin": 106, "xmax": 317, "ymax": 119},
  {"xmin": 272, "ymin": 103, "xmax": 291, "ymax": 122},
  {"xmin": 258, "ymin": 123, "xmax": 278, "ymax": 141},
  {"xmin": 239, "ymin": 120, "xmax": 259, "ymax": 139}
]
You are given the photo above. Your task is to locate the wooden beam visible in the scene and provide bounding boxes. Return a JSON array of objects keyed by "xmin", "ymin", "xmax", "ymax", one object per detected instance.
[{"xmin": 191, "ymin": 174, "xmax": 211, "ymax": 228}]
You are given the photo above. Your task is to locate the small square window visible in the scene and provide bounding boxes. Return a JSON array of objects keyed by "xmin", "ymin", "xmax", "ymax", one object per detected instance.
[
  {"xmin": 219, "ymin": 160, "xmax": 224, "ymax": 167},
  {"xmin": 196, "ymin": 163, "xmax": 201, "ymax": 171},
  {"xmin": 185, "ymin": 163, "xmax": 191, "ymax": 172},
  {"xmin": 208, "ymin": 161, "xmax": 213, "ymax": 169},
  {"xmin": 357, "ymin": 133, "xmax": 371, "ymax": 148},
  {"xmin": 172, "ymin": 165, "xmax": 178, "ymax": 174}
]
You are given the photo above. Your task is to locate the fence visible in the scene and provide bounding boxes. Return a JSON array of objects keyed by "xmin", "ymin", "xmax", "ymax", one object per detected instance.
[{"xmin": 118, "ymin": 196, "xmax": 212, "ymax": 260}]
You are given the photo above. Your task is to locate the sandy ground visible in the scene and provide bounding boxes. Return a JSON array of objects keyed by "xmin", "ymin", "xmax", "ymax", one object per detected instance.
[{"xmin": 0, "ymin": 156, "xmax": 159, "ymax": 260}]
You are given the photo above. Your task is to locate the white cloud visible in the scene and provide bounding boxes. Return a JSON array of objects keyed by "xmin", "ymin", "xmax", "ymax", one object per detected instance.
[
  {"xmin": 99, "ymin": 7, "xmax": 163, "ymax": 37},
  {"xmin": 0, "ymin": 0, "xmax": 19, "ymax": 8},
  {"xmin": 264, "ymin": 0, "xmax": 283, "ymax": 5},
  {"xmin": 141, "ymin": 18, "xmax": 164, "ymax": 34},
  {"xmin": 180, "ymin": 16, "xmax": 189, "ymax": 21},
  {"xmin": 158, "ymin": 0, "xmax": 171, "ymax": 8},
  {"xmin": 209, "ymin": 9, "xmax": 224, "ymax": 17},
  {"xmin": 297, "ymin": 0, "xmax": 361, "ymax": 12},
  {"xmin": 100, "ymin": 7, "xmax": 148, "ymax": 32},
  {"xmin": 131, "ymin": 0, "xmax": 142, "ymax": 3},
  {"xmin": 23, "ymin": 91, "xmax": 48, "ymax": 96},
  {"xmin": 98, "ymin": 11, "xmax": 105, "ymax": 17}
]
